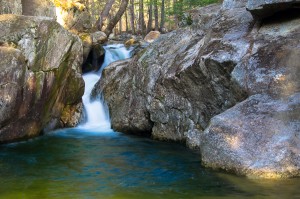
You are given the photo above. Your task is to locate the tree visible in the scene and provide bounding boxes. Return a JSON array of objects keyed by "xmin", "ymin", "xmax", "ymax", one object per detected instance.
[
  {"xmin": 147, "ymin": 0, "xmax": 153, "ymax": 33},
  {"xmin": 154, "ymin": 0, "xmax": 159, "ymax": 30},
  {"xmin": 160, "ymin": 0, "xmax": 165, "ymax": 32},
  {"xmin": 104, "ymin": 0, "xmax": 129, "ymax": 35},
  {"xmin": 129, "ymin": 0, "xmax": 135, "ymax": 34},
  {"xmin": 125, "ymin": 9, "xmax": 129, "ymax": 32},
  {"xmin": 138, "ymin": 0, "xmax": 146, "ymax": 35},
  {"xmin": 95, "ymin": 0, "xmax": 115, "ymax": 31}
]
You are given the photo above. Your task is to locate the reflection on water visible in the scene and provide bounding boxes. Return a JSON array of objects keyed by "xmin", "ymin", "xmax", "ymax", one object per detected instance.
[{"xmin": 0, "ymin": 129, "xmax": 300, "ymax": 198}]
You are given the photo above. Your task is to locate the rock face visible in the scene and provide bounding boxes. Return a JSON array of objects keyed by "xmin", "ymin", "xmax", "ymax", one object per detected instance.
[
  {"xmin": 96, "ymin": 0, "xmax": 300, "ymax": 178},
  {"xmin": 0, "ymin": 15, "xmax": 84, "ymax": 143},
  {"xmin": 0, "ymin": 0, "xmax": 22, "ymax": 15},
  {"xmin": 22, "ymin": 0, "xmax": 56, "ymax": 18},
  {"xmin": 201, "ymin": 9, "xmax": 300, "ymax": 178},
  {"xmin": 247, "ymin": 0, "xmax": 300, "ymax": 19},
  {"xmin": 96, "ymin": 3, "xmax": 248, "ymax": 142}
]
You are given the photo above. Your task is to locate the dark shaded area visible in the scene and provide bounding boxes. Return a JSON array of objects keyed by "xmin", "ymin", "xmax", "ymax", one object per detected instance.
[
  {"xmin": 248, "ymin": 2, "xmax": 300, "ymax": 20},
  {"xmin": 262, "ymin": 8, "xmax": 300, "ymax": 24},
  {"xmin": 82, "ymin": 44, "xmax": 105, "ymax": 74}
]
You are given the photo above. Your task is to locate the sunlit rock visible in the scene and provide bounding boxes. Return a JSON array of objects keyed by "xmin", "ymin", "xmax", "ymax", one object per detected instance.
[
  {"xmin": 0, "ymin": 15, "xmax": 84, "ymax": 143},
  {"xmin": 201, "ymin": 94, "xmax": 300, "ymax": 178},
  {"xmin": 144, "ymin": 31, "xmax": 161, "ymax": 43}
]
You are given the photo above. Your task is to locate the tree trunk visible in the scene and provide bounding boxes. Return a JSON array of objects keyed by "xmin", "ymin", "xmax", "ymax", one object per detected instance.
[
  {"xmin": 147, "ymin": 0, "xmax": 153, "ymax": 33},
  {"xmin": 154, "ymin": 0, "xmax": 159, "ymax": 31},
  {"xmin": 160, "ymin": 0, "xmax": 165, "ymax": 32},
  {"xmin": 129, "ymin": 0, "xmax": 135, "ymax": 34},
  {"xmin": 104, "ymin": 0, "xmax": 129, "ymax": 36},
  {"xmin": 95, "ymin": 0, "xmax": 115, "ymax": 31},
  {"xmin": 138, "ymin": 0, "xmax": 146, "ymax": 35},
  {"xmin": 125, "ymin": 10, "xmax": 129, "ymax": 32}
]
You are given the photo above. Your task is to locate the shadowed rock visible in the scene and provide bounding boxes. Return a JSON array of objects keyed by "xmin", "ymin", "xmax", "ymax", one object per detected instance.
[{"xmin": 247, "ymin": 0, "xmax": 300, "ymax": 19}]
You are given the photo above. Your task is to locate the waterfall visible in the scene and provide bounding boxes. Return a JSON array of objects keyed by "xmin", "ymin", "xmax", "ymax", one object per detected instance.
[{"xmin": 77, "ymin": 44, "xmax": 133, "ymax": 131}]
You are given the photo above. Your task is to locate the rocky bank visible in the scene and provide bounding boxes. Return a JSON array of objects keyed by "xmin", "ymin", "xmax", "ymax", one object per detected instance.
[
  {"xmin": 95, "ymin": 0, "xmax": 300, "ymax": 178},
  {"xmin": 0, "ymin": 15, "xmax": 84, "ymax": 143}
]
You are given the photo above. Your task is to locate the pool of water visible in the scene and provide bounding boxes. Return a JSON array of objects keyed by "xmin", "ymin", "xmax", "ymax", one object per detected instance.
[{"xmin": 0, "ymin": 128, "xmax": 300, "ymax": 199}]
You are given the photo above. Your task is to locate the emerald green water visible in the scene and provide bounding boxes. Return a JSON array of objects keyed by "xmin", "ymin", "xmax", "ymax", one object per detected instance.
[{"xmin": 0, "ymin": 128, "xmax": 300, "ymax": 199}]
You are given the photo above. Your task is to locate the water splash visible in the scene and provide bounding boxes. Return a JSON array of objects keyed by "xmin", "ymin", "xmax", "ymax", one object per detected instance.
[{"xmin": 77, "ymin": 44, "xmax": 133, "ymax": 131}]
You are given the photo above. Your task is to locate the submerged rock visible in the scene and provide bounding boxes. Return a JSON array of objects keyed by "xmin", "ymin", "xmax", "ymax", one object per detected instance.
[{"xmin": 0, "ymin": 15, "xmax": 84, "ymax": 143}]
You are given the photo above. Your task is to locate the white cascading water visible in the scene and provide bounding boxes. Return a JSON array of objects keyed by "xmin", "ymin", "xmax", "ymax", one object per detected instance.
[{"xmin": 78, "ymin": 44, "xmax": 133, "ymax": 131}]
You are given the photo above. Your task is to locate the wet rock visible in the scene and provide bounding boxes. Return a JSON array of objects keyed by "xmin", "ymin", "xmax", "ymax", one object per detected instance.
[
  {"xmin": 61, "ymin": 103, "xmax": 84, "ymax": 127},
  {"xmin": 95, "ymin": 58, "xmax": 153, "ymax": 135},
  {"xmin": 0, "ymin": 15, "xmax": 84, "ymax": 143},
  {"xmin": 246, "ymin": 0, "xmax": 300, "ymax": 19}
]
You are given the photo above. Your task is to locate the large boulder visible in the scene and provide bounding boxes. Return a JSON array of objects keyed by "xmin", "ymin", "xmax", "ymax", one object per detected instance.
[
  {"xmin": 246, "ymin": 0, "xmax": 300, "ymax": 19},
  {"xmin": 201, "ymin": 94, "xmax": 300, "ymax": 178},
  {"xmin": 95, "ymin": 1, "xmax": 300, "ymax": 178},
  {"xmin": 0, "ymin": 15, "xmax": 84, "ymax": 143},
  {"xmin": 95, "ymin": 3, "xmax": 247, "ymax": 143},
  {"xmin": 200, "ymin": 11, "xmax": 300, "ymax": 178}
]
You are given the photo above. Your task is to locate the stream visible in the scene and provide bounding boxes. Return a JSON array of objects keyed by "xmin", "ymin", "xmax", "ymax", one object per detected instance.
[{"xmin": 0, "ymin": 44, "xmax": 300, "ymax": 198}]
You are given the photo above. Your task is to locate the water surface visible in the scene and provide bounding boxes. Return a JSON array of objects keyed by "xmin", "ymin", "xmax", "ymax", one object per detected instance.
[{"xmin": 0, "ymin": 129, "xmax": 300, "ymax": 199}]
